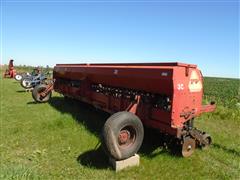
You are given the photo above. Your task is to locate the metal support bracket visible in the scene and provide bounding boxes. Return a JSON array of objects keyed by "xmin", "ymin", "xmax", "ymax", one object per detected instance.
[
  {"xmin": 125, "ymin": 95, "xmax": 141, "ymax": 114},
  {"xmin": 39, "ymin": 83, "xmax": 54, "ymax": 98},
  {"xmin": 189, "ymin": 128, "xmax": 209, "ymax": 146}
]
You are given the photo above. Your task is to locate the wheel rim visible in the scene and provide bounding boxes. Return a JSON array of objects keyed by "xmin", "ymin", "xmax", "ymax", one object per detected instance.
[
  {"xmin": 22, "ymin": 80, "xmax": 27, "ymax": 86},
  {"xmin": 15, "ymin": 75, "xmax": 22, "ymax": 80},
  {"xmin": 182, "ymin": 137, "xmax": 196, "ymax": 157},
  {"xmin": 118, "ymin": 126, "xmax": 136, "ymax": 148},
  {"xmin": 23, "ymin": 80, "xmax": 31, "ymax": 88},
  {"xmin": 37, "ymin": 87, "xmax": 48, "ymax": 101}
]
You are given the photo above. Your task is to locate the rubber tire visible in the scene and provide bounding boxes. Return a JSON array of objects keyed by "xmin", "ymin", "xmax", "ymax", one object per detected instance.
[
  {"xmin": 102, "ymin": 111, "xmax": 144, "ymax": 160},
  {"xmin": 32, "ymin": 84, "xmax": 52, "ymax": 103},
  {"xmin": 21, "ymin": 77, "xmax": 32, "ymax": 89},
  {"xmin": 14, "ymin": 74, "xmax": 22, "ymax": 81}
]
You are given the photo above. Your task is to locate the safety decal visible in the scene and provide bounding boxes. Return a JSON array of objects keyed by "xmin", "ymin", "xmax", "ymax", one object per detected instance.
[{"xmin": 188, "ymin": 70, "xmax": 202, "ymax": 92}]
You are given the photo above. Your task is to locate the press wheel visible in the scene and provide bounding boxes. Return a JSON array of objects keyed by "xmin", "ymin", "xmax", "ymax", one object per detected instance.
[
  {"xmin": 182, "ymin": 136, "xmax": 196, "ymax": 157},
  {"xmin": 201, "ymin": 133, "xmax": 212, "ymax": 150}
]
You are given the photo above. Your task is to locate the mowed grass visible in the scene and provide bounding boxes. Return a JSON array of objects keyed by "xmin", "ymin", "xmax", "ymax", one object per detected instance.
[{"xmin": 0, "ymin": 73, "xmax": 240, "ymax": 179}]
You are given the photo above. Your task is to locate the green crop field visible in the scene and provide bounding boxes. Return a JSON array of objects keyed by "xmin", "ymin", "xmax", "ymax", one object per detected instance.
[{"xmin": 0, "ymin": 67, "xmax": 240, "ymax": 179}]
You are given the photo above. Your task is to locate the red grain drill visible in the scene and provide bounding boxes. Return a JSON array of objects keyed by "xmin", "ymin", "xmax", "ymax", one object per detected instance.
[{"xmin": 33, "ymin": 62, "xmax": 216, "ymax": 159}]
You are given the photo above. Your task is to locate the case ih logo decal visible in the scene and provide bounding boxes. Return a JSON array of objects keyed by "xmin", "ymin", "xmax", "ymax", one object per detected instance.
[
  {"xmin": 161, "ymin": 72, "xmax": 168, "ymax": 76},
  {"xmin": 114, "ymin": 69, "xmax": 118, "ymax": 75},
  {"xmin": 188, "ymin": 70, "xmax": 202, "ymax": 92}
]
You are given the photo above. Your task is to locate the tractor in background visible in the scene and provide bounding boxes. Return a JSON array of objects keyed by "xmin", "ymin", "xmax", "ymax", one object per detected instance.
[{"xmin": 3, "ymin": 59, "xmax": 17, "ymax": 78}]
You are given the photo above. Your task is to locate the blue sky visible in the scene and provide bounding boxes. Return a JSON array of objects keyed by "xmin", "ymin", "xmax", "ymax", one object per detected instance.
[{"xmin": 1, "ymin": 0, "xmax": 239, "ymax": 78}]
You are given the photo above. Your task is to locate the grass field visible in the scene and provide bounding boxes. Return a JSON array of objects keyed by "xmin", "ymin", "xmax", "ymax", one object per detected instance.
[{"xmin": 0, "ymin": 68, "xmax": 240, "ymax": 179}]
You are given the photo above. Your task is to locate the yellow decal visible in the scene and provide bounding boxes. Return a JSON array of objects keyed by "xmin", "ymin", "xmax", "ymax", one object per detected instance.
[{"xmin": 188, "ymin": 70, "xmax": 202, "ymax": 92}]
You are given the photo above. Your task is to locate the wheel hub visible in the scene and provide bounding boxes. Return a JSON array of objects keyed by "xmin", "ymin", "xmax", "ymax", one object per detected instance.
[
  {"xmin": 118, "ymin": 130, "xmax": 130, "ymax": 145},
  {"xmin": 187, "ymin": 145, "xmax": 192, "ymax": 151}
]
